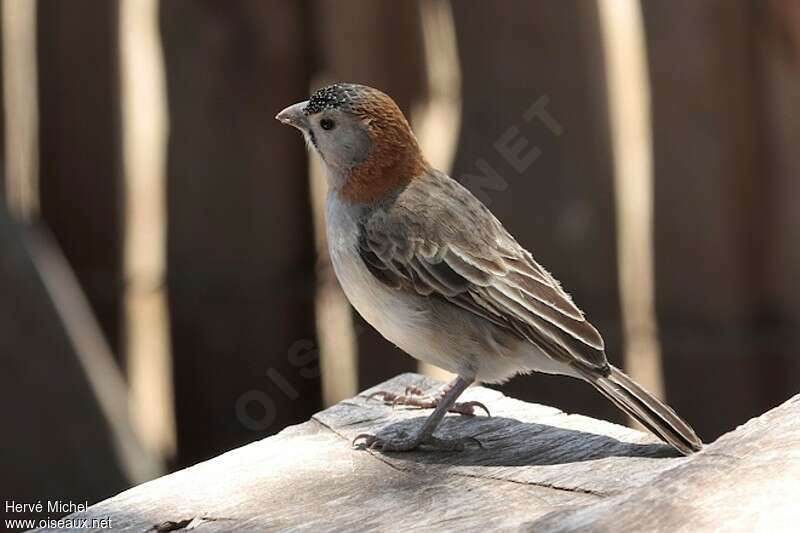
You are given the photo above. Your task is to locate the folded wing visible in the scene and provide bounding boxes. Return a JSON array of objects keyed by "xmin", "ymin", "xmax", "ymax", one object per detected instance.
[{"xmin": 358, "ymin": 213, "xmax": 608, "ymax": 374}]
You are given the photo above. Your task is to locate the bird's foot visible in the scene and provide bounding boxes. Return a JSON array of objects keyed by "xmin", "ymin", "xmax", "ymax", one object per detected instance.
[
  {"xmin": 352, "ymin": 430, "xmax": 481, "ymax": 452},
  {"xmin": 367, "ymin": 388, "xmax": 490, "ymax": 417}
]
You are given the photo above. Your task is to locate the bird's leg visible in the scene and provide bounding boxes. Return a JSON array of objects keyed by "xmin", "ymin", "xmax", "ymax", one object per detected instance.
[
  {"xmin": 367, "ymin": 379, "xmax": 490, "ymax": 417},
  {"xmin": 355, "ymin": 376, "xmax": 482, "ymax": 452}
]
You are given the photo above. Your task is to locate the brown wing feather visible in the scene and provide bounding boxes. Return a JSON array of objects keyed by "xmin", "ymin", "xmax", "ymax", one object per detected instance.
[{"xmin": 358, "ymin": 195, "xmax": 609, "ymax": 373}]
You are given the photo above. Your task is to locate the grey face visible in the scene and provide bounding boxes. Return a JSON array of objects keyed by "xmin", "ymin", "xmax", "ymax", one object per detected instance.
[
  {"xmin": 306, "ymin": 109, "xmax": 373, "ymax": 171},
  {"xmin": 276, "ymin": 102, "xmax": 373, "ymax": 175}
]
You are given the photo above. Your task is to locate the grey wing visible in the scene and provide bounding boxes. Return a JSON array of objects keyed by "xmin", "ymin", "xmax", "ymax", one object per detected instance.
[{"xmin": 358, "ymin": 202, "xmax": 609, "ymax": 374}]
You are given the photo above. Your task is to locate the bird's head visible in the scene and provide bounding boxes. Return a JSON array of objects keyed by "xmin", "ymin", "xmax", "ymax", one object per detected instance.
[{"xmin": 276, "ymin": 83, "xmax": 428, "ymax": 203}]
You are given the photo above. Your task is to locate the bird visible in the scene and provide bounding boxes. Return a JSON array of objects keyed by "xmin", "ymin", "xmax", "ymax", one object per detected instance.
[{"xmin": 276, "ymin": 83, "xmax": 702, "ymax": 455}]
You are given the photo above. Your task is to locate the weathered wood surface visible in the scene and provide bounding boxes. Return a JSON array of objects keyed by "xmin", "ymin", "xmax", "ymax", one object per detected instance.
[{"xmin": 48, "ymin": 373, "xmax": 800, "ymax": 532}]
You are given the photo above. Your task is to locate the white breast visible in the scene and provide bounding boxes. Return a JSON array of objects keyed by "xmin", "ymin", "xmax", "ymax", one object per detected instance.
[
  {"xmin": 324, "ymin": 194, "xmax": 452, "ymax": 369},
  {"xmin": 325, "ymin": 196, "xmax": 412, "ymax": 332}
]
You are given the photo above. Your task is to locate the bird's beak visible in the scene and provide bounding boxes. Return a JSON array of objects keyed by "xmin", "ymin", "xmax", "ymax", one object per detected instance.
[{"xmin": 275, "ymin": 101, "xmax": 309, "ymax": 130}]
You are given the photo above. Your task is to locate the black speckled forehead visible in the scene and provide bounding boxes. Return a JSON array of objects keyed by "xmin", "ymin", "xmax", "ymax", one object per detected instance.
[{"xmin": 304, "ymin": 83, "xmax": 364, "ymax": 115}]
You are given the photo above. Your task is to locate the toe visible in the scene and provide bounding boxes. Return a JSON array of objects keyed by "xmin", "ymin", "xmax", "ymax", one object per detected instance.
[
  {"xmin": 449, "ymin": 400, "xmax": 491, "ymax": 417},
  {"xmin": 404, "ymin": 385, "xmax": 426, "ymax": 396},
  {"xmin": 464, "ymin": 400, "xmax": 491, "ymax": 417},
  {"xmin": 366, "ymin": 391, "xmax": 398, "ymax": 404},
  {"xmin": 380, "ymin": 440, "xmax": 415, "ymax": 452},
  {"xmin": 352, "ymin": 433, "xmax": 379, "ymax": 449}
]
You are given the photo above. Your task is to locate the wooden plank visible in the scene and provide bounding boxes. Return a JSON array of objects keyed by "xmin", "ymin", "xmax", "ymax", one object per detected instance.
[
  {"xmin": 449, "ymin": 1, "xmax": 622, "ymax": 422},
  {"xmin": 47, "ymin": 373, "xmax": 800, "ymax": 532},
  {"xmin": 641, "ymin": 0, "xmax": 765, "ymax": 441},
  {"xmin": 0, "ymin": 3, "xmax": 4, "ymax": 200},
  {"xmin": 2, "ymin": 0, "xmax": 38, "ymax": 219},
  {"xmin": 756, "ymin": 0, "xmax": 800, "ymax": 413},
  {"xmin": 159, "ymin": 0, "xmax": 319, "ymax": 467},
  {"xmin": 36, "ymin": 0, "xmax": 124, "ymax": 356}
]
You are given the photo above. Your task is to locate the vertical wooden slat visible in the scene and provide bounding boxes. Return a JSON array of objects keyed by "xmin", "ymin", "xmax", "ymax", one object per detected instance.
[
  {"xmin": 0, "ymin": 1, "xmax": 158, "ymax": 516},
  {"xmin": 313, "ymin": 0, "xmax": 427, "ymax": 114},
  {"xmin": 36, "ymin": 0, "xmax": 124, "ymax": 357},
  {"xmin": 312, "ymin": 0, "xmax": 428, "ymax": 390},
  {"xmin": 160, "ymin": 0, "xmax": 319, "ymax": 466},
  {"xmin": 2, "ymin": 0, "xmax": 38, "ymax": 218},
  {"xmin": 642, "ymin": 0, "xmax": 764, "ymax": 440},
  {"xmin": 756, "ymin": 0, "xmax": 800, "ymax": 410},
  {"xmin": 120, "ymin": 0, "xmax": 176, "ymax": 461},
  {"xmin": 0, "ymin": 4, "xmax": 5, "ymax": 200},
  {"xmin": 450, "ymin": 0, "xmax": 621, "ymax": 422},
  {"xmin": 597, "ymin": 0, "xmax": 664, "ymax": 411},
  {"xmin": 0, "ymin": 207, "xmax": 157, "ymax": 522}
]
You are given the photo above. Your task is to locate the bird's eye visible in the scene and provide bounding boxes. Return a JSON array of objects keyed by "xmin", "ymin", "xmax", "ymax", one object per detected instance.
[{"xmin": 320, "ymin": 118, "xmax": 335, "ymax": 131}]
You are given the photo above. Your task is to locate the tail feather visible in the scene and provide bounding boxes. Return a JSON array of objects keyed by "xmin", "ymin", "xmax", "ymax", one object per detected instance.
[{"xmin": 585, "ymin": 365, "xmax": 702, "ymax": 455}]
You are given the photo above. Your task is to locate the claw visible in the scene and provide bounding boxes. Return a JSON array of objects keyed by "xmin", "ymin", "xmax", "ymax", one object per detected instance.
[
  {"xmin": 450, "ymin": 400, "xmax": 491, "ymax": 417},
  {"xmin": 366, "ymin": 390, "xmax": 490, "ymax": 417},
  {"xmin": 391, "ymin": 395, "xmax": 436, "ymax": 408},
  {"xmin": 353, "ymin": 431, "xmax": 482, "ymax": 453},
  {"xmin": 353, "ymin": 433, "xmax": 379, "ymax": 449},
  {"xmin": 366, "ymin": 391, "xmax": 397, "ymax": 403},
  {"xmin": 391, "ymin": 395, "xmax": 408, "ymax": 407}
]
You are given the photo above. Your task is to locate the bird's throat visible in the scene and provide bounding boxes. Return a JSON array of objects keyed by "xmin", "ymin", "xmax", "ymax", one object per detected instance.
[{"xmin": 340, "ymin": 140, "xmax": 427, "ymax": 204}]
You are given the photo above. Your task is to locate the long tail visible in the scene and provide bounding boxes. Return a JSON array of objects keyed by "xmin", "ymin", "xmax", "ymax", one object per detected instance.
[{"xmin": 583, "ymin": 365, "xmax": 702, "ymax": 455}]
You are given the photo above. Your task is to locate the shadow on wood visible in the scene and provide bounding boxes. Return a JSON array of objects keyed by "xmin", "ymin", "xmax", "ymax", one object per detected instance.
[{"xmin": 50, "ymin": 373, "xmax": 800, "ymax": 532}]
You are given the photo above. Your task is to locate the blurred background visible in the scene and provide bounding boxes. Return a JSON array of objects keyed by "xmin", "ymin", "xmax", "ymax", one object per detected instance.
[{"xmin": 2, "ymin": 0, "xmax": 800, "ymax": 520}]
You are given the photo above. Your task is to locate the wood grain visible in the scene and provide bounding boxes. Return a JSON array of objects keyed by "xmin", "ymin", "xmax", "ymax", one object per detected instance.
[{"xmin": 45, "ymin": 373, "xmax": 800, "ymax": 532}]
